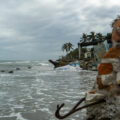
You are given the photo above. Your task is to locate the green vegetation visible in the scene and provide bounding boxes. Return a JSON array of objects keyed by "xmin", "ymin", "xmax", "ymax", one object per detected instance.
[
  {"xmin": 60, "ymin": 31, "xmax": 112, "ymax": 62},
  {"xmin": 66, "ymin": 48, "xmax": 79, "ymax": 60},
  {"xmin": 50, "ymin": 32, "xmax": 112, "ymax": 69},
  {"xmin": 50, "ymin": 16, "xmax": 119, "ymax": 69},
  {"xmin": 80, "ymin": 32, "xmax": 112, "ymax": 44},
  {"xmin": 61, "ymin": 42, "xmax": 82, "ymax": 61},
  {"xmin": 62, "ymin": 42, "xmax": 73, "ymax": 54}
]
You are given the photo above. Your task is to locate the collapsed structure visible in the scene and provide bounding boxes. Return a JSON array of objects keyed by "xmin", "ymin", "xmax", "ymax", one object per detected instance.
[{"xmin": 86, "ymin": 18, "xmax": 120, "ymax": 120}]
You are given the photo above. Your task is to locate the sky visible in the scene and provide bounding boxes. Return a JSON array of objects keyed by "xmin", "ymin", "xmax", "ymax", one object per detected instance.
[{"xmin": 0, "ymin": 0, "xmax": 120, "ymax": 60}]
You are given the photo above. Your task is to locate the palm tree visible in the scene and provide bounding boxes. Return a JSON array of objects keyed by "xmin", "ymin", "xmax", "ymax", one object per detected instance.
[
  {"xmin": 104, "ymin": 33, "xmax": 112, "ymax": 43},
  {"xmin": 62, "ymin": 42, "xmax": 74, "ymax": 53},
  {"xmin": 96, "ymin": 33, "xmax": 103, "ymax": 42},
  {"xmin": 62, "ymin": 43, "xmax": 69, "ymax": 53},
  {"xmin": 62, "ymin": 42, "xmax": 74, "ymax": 60},
  {"xmin": 88, "ymin": 32, "xmax": 96, "ymax": 42},
  {"xmin": 80, "ymin": 33, "xmax": 88, "ymax": 43},
  {"xmin": 67, "ymin": 42, "xmax": 73, "ymax": 52}
]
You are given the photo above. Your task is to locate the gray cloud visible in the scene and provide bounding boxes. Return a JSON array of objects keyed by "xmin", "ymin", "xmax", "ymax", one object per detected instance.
[{"xmin": 0, "ymin": 0, "xmax": 119, "ymax": 60}]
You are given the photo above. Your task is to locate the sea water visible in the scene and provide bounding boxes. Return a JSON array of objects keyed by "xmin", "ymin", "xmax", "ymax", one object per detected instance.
[{"xmin": 0, "ymin": 61, "xmax": 97, "ymax": 120}]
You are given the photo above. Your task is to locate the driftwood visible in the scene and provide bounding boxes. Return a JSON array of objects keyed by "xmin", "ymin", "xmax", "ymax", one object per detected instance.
[
  {"xmin": 49, "ymin": 59, "xmax": 70, "ymax": 68},
  {"xmin": 49, "ymin": 60, "xmax": 59, "ymax": 68}
]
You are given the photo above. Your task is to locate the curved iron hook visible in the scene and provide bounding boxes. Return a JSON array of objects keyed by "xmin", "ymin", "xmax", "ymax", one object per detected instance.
[
  {"xmin": 55, "ymin": 97, "xmax": 85, "ymax": 119},
  {"xmin": 55, "ymin": 97, "xmax": 105, "ymax": 119}
]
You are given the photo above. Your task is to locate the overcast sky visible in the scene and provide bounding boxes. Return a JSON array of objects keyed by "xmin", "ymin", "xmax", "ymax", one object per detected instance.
[{"xmin": 0, "ymin": 0, "xmax": 120, "ymax": 60}]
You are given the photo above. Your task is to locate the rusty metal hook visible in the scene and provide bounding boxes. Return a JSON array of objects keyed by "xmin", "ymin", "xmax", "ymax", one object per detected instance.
[{"xmin": 55, "ymin": 97, "xmax": 105, "ymax": 119}]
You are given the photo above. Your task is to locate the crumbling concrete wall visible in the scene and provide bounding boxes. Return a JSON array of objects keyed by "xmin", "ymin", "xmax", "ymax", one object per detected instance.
[{"xmin": 86, "ymin": 96, "xmax": 120, "ymax": 120}]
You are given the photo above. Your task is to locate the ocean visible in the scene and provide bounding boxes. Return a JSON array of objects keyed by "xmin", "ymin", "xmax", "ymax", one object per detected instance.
[{"xmin": 0, "ymin": 61, "xmax": 97, "ymax": 120}]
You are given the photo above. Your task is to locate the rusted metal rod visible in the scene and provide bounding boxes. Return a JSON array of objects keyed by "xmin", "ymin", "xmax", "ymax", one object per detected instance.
[{"xmin": 55, "ymin": 97, "xmax": 106, "ymax": 119}]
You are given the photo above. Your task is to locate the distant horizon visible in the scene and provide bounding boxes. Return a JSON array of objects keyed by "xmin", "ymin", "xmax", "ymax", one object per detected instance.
[{"xmin": 0, "ymin": 59, "xmax": 55, "ymax": 61}]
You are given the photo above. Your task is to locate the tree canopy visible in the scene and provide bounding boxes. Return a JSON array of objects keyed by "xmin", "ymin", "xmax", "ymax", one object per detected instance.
[
  {"xmin": 80, "ymin": 32, "xmax": 112, "ymax": 46},
  {"xmin": 62, "ymin": 42, "xmax": 73, "ymax": 53}
]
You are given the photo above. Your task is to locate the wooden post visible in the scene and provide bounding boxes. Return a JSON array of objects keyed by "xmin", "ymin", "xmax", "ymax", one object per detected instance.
[{"xmin": 78, "ymin": 43, "xmax": 81, "ymax": 60}]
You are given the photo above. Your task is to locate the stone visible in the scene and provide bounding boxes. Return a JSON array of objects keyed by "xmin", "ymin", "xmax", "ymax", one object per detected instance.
[
  {"xmin": 86, "ymin": 18, "xmax": 120, "ymax": 120},
  {"xmin": 8, "ymin": 71, "xmax": 14, "ymax": 74},
  {"xmin": 16, "ymin": 68, "xmax": 20, "ymax": 70},
  {"xmin": 28, "ymin": 66, "xmax": 32, "ymax": 69},
  {"xmin": 86, "ymin": 95, "xmax": 120, "ymax": 120}
]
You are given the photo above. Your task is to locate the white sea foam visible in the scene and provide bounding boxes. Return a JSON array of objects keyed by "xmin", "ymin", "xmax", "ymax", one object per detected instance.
[
  {"xmin": 8, "ymin": 98, "xmax": 15, "ymax": 102},
  {"xmin": 0, "ymin": 74, "xmax": 12, "ymax": 77},
  {"xmin": 0, "ymin": 61, "xmax": 92, "ymax": 120},
  {"xmin": 39, "ymin": 63, "xmax": 49, "ymax": 66},
  {"xmin": 0, "ymin": 62, "xmax": 13, "ymax": 64},
  {"xmin": 10, "ymin": 112, "xmax": 28, "ymax": 120},
  {"xmin": 13, "ymin": 105, "xmax": 24, "ymax": 109},
  {"xmin": 0, "ymin": 92, "xmax": 7, "ymax": 96},
  {"xmin": 15, "ymin": 61, "xmax": 31, "ymax": 64},
  {"xmin": 40, "ymin": 108, "xmax": 51, "ymax": 114},
  {"xmin": 56, "ymin": 65, "xmax": 82, "ymax": 71},
  {"xmin": 0, "ymin": 112, "xmax": 28, "ymax": 120},
  {"xmin": 37, "ymin": 71, "xmax": 56, "ymax": 76}
]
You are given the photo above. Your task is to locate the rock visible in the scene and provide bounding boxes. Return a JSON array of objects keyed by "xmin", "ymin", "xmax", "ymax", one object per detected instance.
[
  {"xmin": 8, "ymin": 71, "xmax": 14, "ymax": 74},
  {"xmin": 1, "ymin": 70, "xmax": 5, "ymax": 72},
  {"xmin": 28, "ymin": 66, "xmax": 32, "ymax": 69},
  {"xmin": 16, "ymin": 68, "xmax": 20, "ymax": 70},
  {"xmin": 86, "ymin": 96, "xmax": 120, "ymax": 120},
  {"xmin": 86, "ymin": 17, "xmax": 120, "ymax": 120}
]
